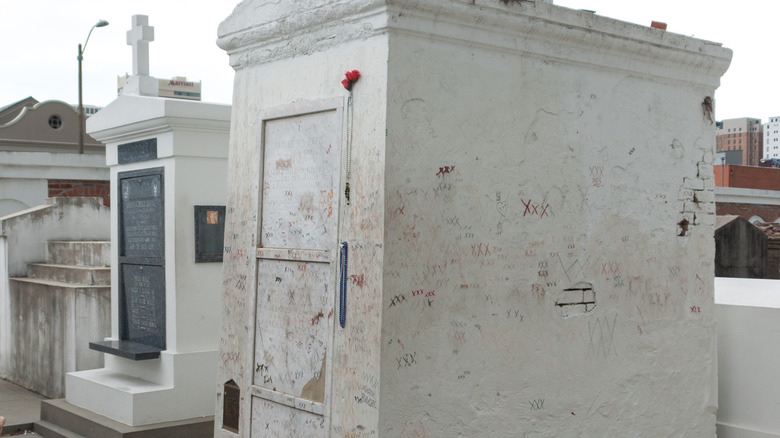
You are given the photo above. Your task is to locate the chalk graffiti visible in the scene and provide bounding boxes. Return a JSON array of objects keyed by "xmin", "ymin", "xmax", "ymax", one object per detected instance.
[
  {"xmin": 436, "ymin": 166, "xmax": 455, "ymax": 177},
  {"xmin": 396, "ymin": 352, "xmax": 417, "ymax": 369},
  {"xmin": 389, "ymin": 294, "xmax": 406, "ymax": 307},
  {"xmin": 590, "ymin": 165, "xmax": 604, "ymax": 187},
  {"xmin": 589, "ymin": 315, "xmax": 618, "ymax": 358},
  {"xmin": 521, "ymin": 199, "xmax": 550, "ymax": 218},
  {"xmin": 472, "ymin": 242, "xmax": 491, "ymax": 257}
]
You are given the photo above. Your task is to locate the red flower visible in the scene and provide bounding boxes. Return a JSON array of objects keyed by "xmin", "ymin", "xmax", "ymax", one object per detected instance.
[{"xmin": 342, "ymin": 70, "xmax": 361, "ymax": 91}]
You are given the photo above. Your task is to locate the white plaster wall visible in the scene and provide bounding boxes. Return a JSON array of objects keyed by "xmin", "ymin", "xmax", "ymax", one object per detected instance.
[
  {"xmin": 716, "ymin": 277, "xmax": 780, "ymax": 438},
  {"xmin": 0, "ymin": 197, "xmax": 110, "ymax": 395},
  {"xmin": 0, "ymin": 197, "xmax": 110, "ymax": 277},
  {"xmin": 214, "ymin": 32, "xmax": 389, "ymax": 438},
  {"xmin": 0, "ymin": 236, "xmax": 8, "ymax": 380},
  {"xmin": 378, "ymin": 6, "xmax": 726, "ymax": 434},
  {"xmin": 716, "ymin": 187, "xmax": 780, "ymax": 207},
  {"xmin": 0, "ymin": 179, "xmax": 45, "ymax": 217},
  {"xmin": 172, "ymin": 155, "xmax": 227, "ymax": 352},
  {"xmin": 0, "ymin": 151, "xmax": 108, "ymax": 217}
]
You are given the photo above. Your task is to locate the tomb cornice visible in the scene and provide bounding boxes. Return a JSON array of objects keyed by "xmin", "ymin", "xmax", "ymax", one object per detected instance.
[
  {"xmin": 87, "ymin": 95, "xmax": 230, "ymax": 144},
  {"xmin": 384, "ymin": 0, "xmax": 732, "ymax": 87},
  {"xmin": 217, "ymin": 0, "xmax": 731, "ymax": 87},
  {"xmin": 217, "ymin": 0, "xmax": 390, "ymax": 69}
]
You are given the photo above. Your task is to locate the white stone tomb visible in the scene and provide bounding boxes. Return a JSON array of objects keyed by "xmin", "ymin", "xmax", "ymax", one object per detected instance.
[
  {"xmin": 215, "ymin": 1, "xmax": 731, "ymax": 436},
  {"xmin": 64, "ymin": 15, "xmax": 231, "ymax": 427}
]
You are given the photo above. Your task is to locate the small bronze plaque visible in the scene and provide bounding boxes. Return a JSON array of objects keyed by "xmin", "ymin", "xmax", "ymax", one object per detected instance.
[
  {"xmin": 194, "ymin": 205, "xmax": 226, "ymax": 263},
  {"xmin": 223, "ymin": 380, "xmax": 240, "ymax": 433}
]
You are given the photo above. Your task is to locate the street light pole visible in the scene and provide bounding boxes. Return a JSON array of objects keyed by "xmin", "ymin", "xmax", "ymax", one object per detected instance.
[{"xmin": 77, "ymin": 20, "xmax": 109, "ymax": 154}]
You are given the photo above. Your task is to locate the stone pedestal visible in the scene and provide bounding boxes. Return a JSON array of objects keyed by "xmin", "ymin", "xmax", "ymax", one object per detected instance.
[
  {"xmin": 65, "ymin": 94, "xmax": 230, "ymax": 427},
  {"xmin": 215, "ymin": 1, "xmax": 731, "ymax": 437}
]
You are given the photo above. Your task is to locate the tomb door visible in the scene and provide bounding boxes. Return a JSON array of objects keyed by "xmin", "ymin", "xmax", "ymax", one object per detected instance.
[{"xmin": 248, "ymin": 98, "xmax": 343, "ymax": 436}]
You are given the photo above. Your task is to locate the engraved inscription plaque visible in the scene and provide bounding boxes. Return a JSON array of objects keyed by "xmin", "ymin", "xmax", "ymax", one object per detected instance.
[
  {"xmin": 120, "ymin": 170, "xmax": 164, "ymax": 258},
  {"xmin": 195, "ymin": 205, "xmax": 226, "ymax": 263},
  {"xmin": 118, "ymin": 167, "xmax": 166, "ymax": 351},
  {"xmin": 121, "ymin": 264, "xmax": 166, "ymax": 349},
  {"xmin": 118, "ymin": 138, "xmax": 158, "ymax": 164}
]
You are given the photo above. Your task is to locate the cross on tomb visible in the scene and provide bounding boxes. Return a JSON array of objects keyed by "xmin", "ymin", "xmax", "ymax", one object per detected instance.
[{"xmin": 127, "ymin": 15, "xmax": 154, "ymax": 76}]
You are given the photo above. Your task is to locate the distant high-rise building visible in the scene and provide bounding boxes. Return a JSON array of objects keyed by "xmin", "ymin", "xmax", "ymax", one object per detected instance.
[
  {"xmin": 763, "ymin": 116, "xmax": 780, "ymax": 160},
  {"xmin": 716, "ymin": 117, "xmax": 763, "ymax": 166}
]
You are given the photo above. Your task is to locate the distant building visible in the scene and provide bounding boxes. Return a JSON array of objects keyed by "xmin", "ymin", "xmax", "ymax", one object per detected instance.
[
  {"xmin": 763, "ymin": 116, "xmax": 780, "ymax": 160},
  {"xmin": 714, "ymin": 164, "xmax": 780, "ymax": 225},
  {"xmin": 69, "ymin": 105, "xmax": 102, "ymax": 117},
  {"xmin": 117, "ymin": 74, "xmax": 202, "ymax": 101},
  {"xmin": 716, "ymin": 117, "xmax": 763, "ymax": 167},
  {"xmin": 0, "ymin": 97, "xmax": 109, "ymax": 216}
]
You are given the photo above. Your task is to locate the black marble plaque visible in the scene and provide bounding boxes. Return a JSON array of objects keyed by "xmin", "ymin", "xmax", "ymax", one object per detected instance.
[
  {"xmin": 119, "ymin": 169, "xmax": 164, "ymax": 258},
  {"xmin": 120, "ymin": 264, "xmax": 166, "ymax": 349},
  {"xmin": 194, "ymin": 205, "xmax": 226, "ymax": 263},
  {"xmin": 223, "ymin": 380, "xmax": 240, "ymax": 433},
  {"xmin": 117, "ymin": 167, "xmax": 166, "ymax": 352},
  {"xmin": 118, "ymin": 138, "xmax": 157, "ymax": 164}
]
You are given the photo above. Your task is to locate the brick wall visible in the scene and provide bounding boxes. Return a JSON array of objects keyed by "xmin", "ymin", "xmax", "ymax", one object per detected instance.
[
  {"xmin": 716, "ymin": 202, "xmax": 780, "ymax": 223},
  {"xmin": 715, "ymin": 165, "xmax": 780, "ymax": 190},
  {"xmin": 48, "ymin": 179, "xmax": 110, "ymax": 207}
]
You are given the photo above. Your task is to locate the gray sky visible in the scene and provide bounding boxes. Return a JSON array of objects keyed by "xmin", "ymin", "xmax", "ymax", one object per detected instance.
[{"xmin": 0, "ymin": 1, "xmax": 772, "ymax": 121}]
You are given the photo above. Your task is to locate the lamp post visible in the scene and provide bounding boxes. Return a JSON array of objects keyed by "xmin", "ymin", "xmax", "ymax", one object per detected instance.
[
  {"xmin": 78, "ymin": 19, "xmax": 109, "ymax": 154},
  {"xmin": 721, "ymin": 156, "xmax": 725, "ymax": 186}
]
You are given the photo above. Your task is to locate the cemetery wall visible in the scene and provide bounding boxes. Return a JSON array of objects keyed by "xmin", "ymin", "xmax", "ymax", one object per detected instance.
[
  {"xmin": 0, "ymin": 197, "xmax": 110, "ymax": 396},
  {"xmin": 0, "ymin": 151, "xmax": 108, "ymax": 217},
  {"xmin": 716, "ymin": 277, "xmax": 780, "ymax": 437}
]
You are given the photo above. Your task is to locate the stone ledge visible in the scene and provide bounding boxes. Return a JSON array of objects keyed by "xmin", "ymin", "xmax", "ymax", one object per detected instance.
[{"xmin": 89, "ymin": 341, "xmax": 161, "ymax": 361}]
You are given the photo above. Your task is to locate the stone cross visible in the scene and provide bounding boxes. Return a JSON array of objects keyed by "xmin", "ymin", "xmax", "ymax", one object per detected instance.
[{"xmin": 126, "ymin": 15, "xmax": 154, "ymax": 76}]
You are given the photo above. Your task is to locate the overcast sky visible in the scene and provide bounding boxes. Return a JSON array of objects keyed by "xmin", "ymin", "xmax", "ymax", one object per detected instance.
[{"xmin": 0, "ymin": 1, "xmax": 773, "ymax": 121}]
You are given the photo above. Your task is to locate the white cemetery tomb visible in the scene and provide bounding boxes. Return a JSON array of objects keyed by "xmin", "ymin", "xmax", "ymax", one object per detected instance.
[
  {"xmin": 214, "ymin": 1, "xmax": 731, "ymax": 437},
  {"xmin": 63, "ymin": 15, "xmax": 231, "ymax": 430}
]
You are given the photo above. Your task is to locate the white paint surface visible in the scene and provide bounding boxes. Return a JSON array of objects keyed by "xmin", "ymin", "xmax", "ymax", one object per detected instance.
[
  {"xmin": 215, "ymin": 1, "xmax": 731, "ymax": 436},
  {"xmin": 716, "ymin": 278, "xmax": 780, "ymax": 438}
]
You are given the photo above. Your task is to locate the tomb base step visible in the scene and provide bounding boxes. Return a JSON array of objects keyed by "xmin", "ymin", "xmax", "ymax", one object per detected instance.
[
  {"xmin": 46, "ymin": 241, "xmax": 110, "ymax": 267},
  {"xmin": 27, "ymin": 263, "xmax": 110, "ymax": 286},
  {"xmin": 66, "ymin": 351, "xmax": 217, "ymax": 427},
  {"xmin": 34, "ymin": 418, "xmax": 85, "ymax": 438},
  {"xmin": 37, "ymin": 399, "xmax": 213, "ymax": 438},
  {"xmin": 10, "ymin": 277, "xmax": 110, "ymax": 293}
]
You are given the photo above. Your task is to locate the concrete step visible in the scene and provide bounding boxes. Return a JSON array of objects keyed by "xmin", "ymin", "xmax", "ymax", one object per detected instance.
[
  {"xmin": 47, "ymin": 241, "xmax": 110, "ymax": 267},
  {"xmin": 39, "ymin": 399, "xmax": 213, "ymax": 438},
  {"xmin": 27, "ymin": 263, "xmax": 110, "ymax": 286},
  {"xmin": 10, "ymin": 277, "xmax": 110, "ymax": 292},
  {"xmin": 34, "ymin": 419, "xmax": 85, "ymax": 438}
]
